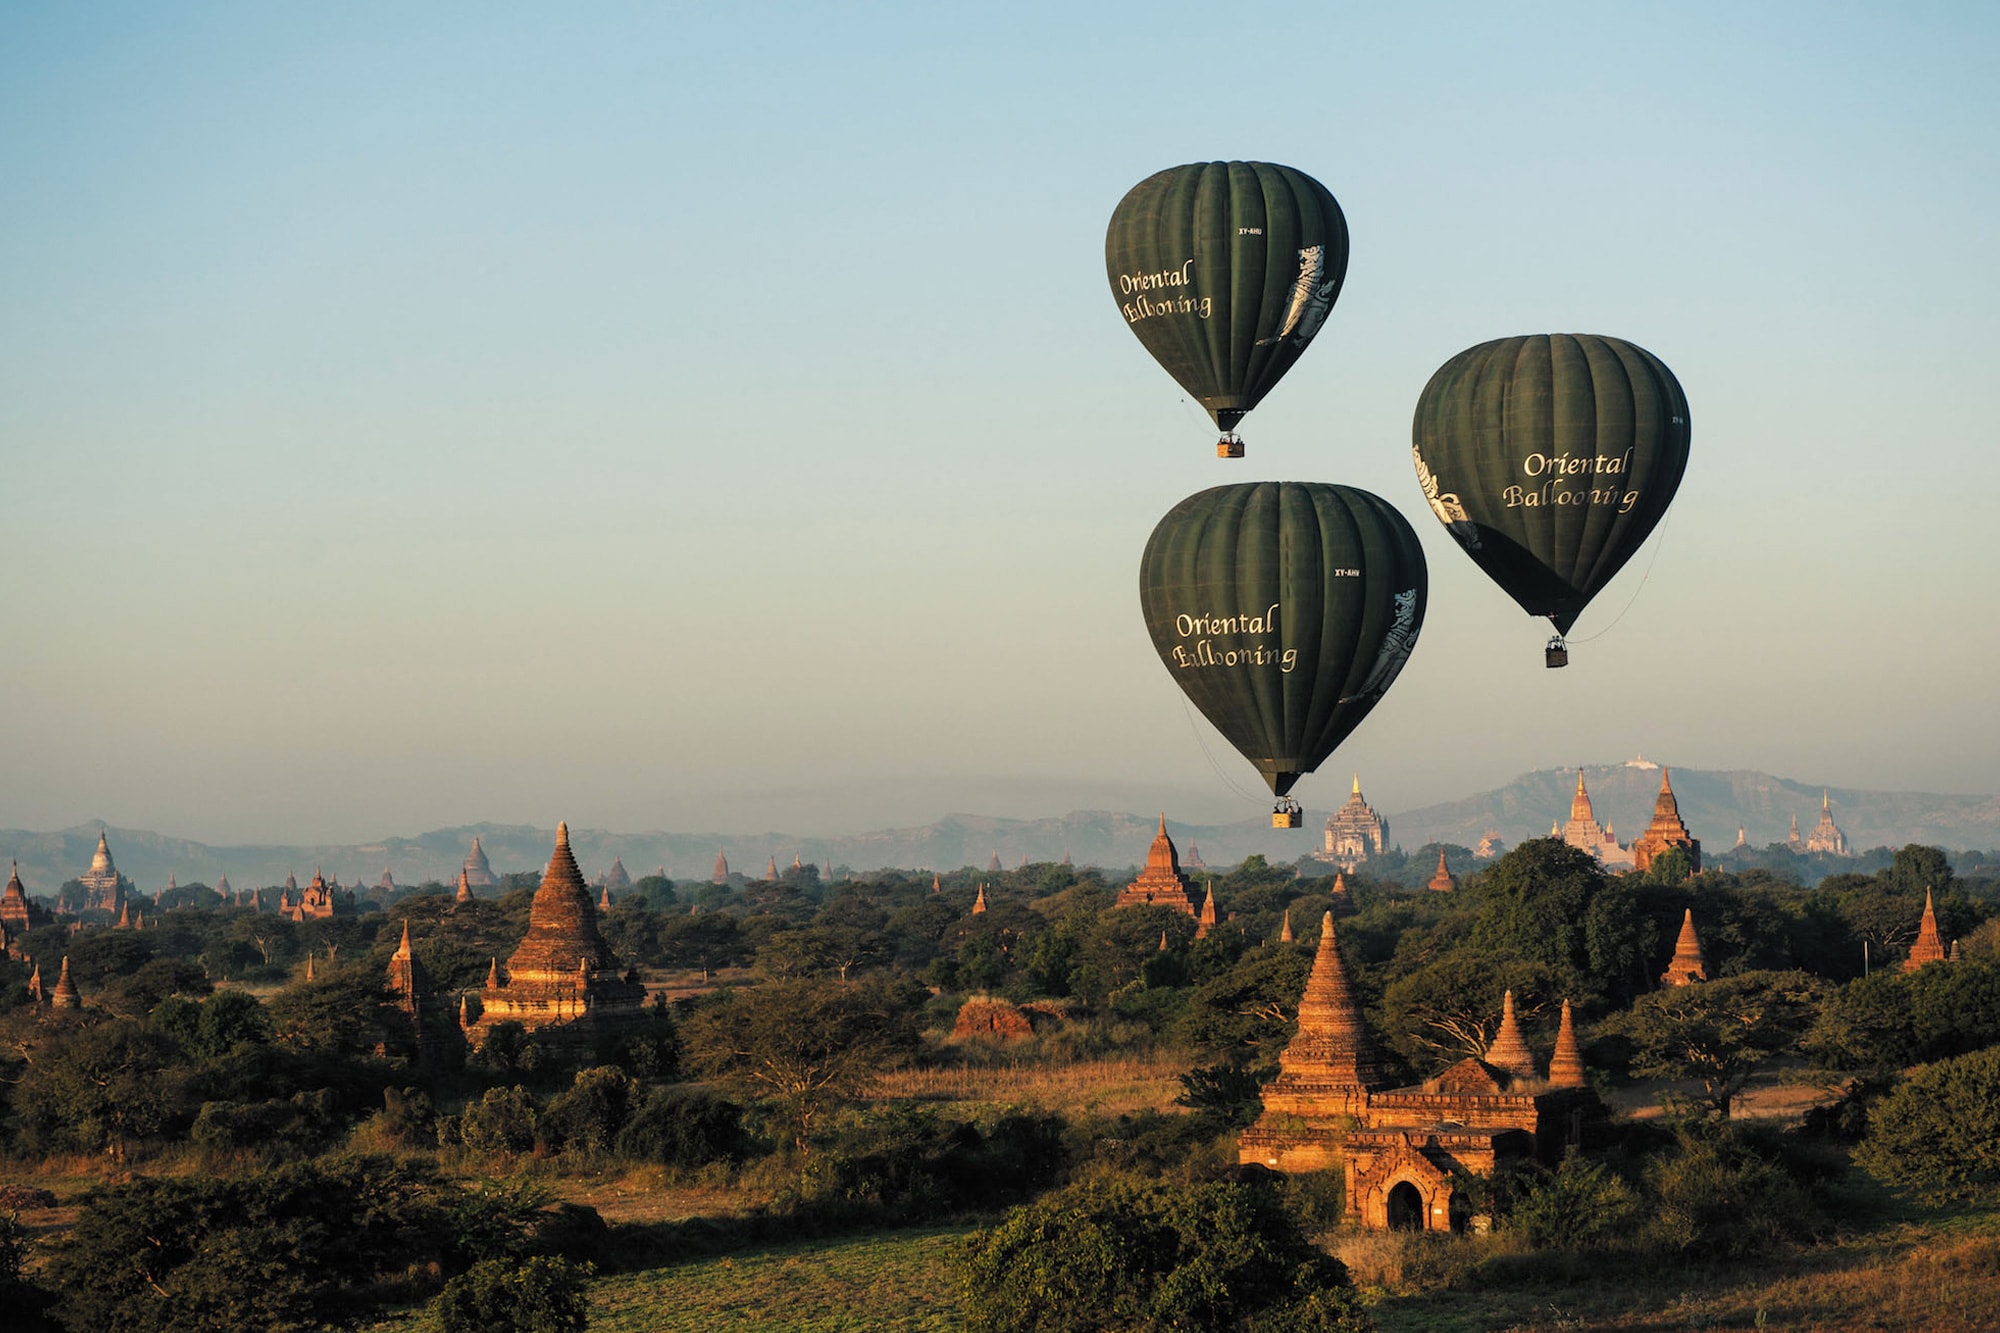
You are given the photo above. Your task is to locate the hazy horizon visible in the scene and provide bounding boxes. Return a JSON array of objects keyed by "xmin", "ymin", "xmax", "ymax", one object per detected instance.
[{"xmin": 5, "ymin": 4, "xmax": 1996, "ymax": 845}]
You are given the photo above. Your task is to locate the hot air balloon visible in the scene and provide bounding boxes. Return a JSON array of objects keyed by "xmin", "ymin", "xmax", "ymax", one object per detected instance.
[
  {"xmin": 1411, "ymin": 334, "xmax": 1689, "ymax": 667},
  {"xmin": 1139, "ymin": 483, "xmax": 1426, "ymax": 826},
  {"xmin": 1106, "ymin": 162, "xmax": 1348, "ymax": 458}
]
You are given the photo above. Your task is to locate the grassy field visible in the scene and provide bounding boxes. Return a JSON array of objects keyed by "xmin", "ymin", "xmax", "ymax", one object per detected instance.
[{"xmin": 590, "ymin": 1227, "xmax": 971, "ymax": 1332}]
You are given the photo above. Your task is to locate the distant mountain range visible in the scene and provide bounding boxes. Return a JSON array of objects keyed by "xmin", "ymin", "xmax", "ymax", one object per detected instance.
[{"xmin": 4, "ymin": 764, "xmax": 1996, "ymax": 899}]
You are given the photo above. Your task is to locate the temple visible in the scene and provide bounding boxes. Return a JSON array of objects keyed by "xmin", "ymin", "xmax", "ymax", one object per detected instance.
[
  {"xmin": 1904, "ymin": 888, "xmax": 1949, "ymax": 972},
  {"xmin": 461, "ymin": 838, "xmax": 497, "ymax": 888},
  {"xmin": 597, "ymin": 857, "xmax": 632, "ymax": 893},
  {"xmin": 464, "ymin": 823, "xmax": 646, "ymax": 1051},
  {"xmin": 3, "ymin": 862, "xmax": 39, "ymax": 937},
  {"xmin": 1195, "ymin": 884, "xmax": 1220, "ymax": 939},
  {"xmin": 279, "ymin": 869, "xmax": 351, "ymax": 922},
  {"xmin": 712, "ymin": 850, "xmax": 729, "ymax": 885},
  {"xmin": 1630, "ymin": 770, "xmax": 1701, "ymax": 874},
  {"xmin": 1559, "ymin": 772, "xmax": 1635, "ymax": 870},
  {"xmin": 1239, "ymin": 913, "xmax": 1597, "ymax": 1230},
  {"xmin": 74, "ymin": 830, "xmax": 131, "ymax": 915},
  {"xmin": 1660, "ymin": 909, "xmax": 1708, "ymax": 985},
  {"xmin": 1113, "ymin": 816, "xmax": 1199, "ymax": 916},
  {"xmin": 1315, "ymin": 776, "xmax": 1390, "ymax": 866},
  {"xmin": 1805, "ymin": 792, "xmax": 1849, "ymax": 856}
]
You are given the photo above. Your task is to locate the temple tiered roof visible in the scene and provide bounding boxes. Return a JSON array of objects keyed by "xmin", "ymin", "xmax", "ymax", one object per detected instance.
[
  {"xmin": 1317, "ymin": 775, "xmax": 1389, "ymax": 866},
  {"xmin": 1632, "ymin": 769, "xmax": 1702, "ymax": 873}
]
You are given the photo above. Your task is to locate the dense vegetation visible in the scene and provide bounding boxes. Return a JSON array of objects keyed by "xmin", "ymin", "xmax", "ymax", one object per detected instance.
[{"xmin": 2, "ymin": 839, "xmax": 1997, "ymax": 1329}]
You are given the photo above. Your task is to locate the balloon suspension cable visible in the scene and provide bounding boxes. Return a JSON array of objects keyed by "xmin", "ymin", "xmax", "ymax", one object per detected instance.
[
  {"xmin": 1177, "ymin": 398, "xmax": 1216, "ymax": 439},
  {"xmin": 1568, "ymin": 507, "xmax": 1678, "ymax": 646},
  {"xmin": 1179, "ymin": 698, "xmax": 1271, "ymax": 807}
]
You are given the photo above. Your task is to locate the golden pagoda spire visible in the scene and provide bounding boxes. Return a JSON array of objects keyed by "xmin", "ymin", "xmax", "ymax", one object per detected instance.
[
  {"xmin": 1547, "ymin": 998, "xmax": 1587, "ymax": 1088},
  {"xmin": 1195, "ymin": 883, "xmax": 1218, "ymax": 939},
  {"xmin": 394, "ymin": 918, "xmax": 413, "ymax": 961},
  {"xmin": 972, "ymin": 883, "xmax": 987, "ymax": 914},
  {"xmin": 1484, "ymin": 989, "xmax": 1539, "ymax": 1082},
  {"xmin": 1279, "ymin": 908, "xmax": 1293, "ymax": 943},
  {"xmin": 456, "ymin": 868, "xmax": 473, "ymax": 904}
]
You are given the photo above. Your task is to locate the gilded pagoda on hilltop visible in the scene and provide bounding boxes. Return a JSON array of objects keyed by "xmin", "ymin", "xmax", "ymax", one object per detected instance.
[
  {"xmin": 1240, "ymin": 913, "xmax": 1597, "ymax": 1230},
  {"xmin": 464, "ymin": 823, "xmax": 645, "ymax": 1051},
  {"xmin": 1113, "ymin": 816, "xmax": 1200, "ymax": 916},
  {"xmin": 1631, "ymin": 770, "xmax": 1701, "ymax": 874},
  {"xmin": 1315, "ymin": 776, "xmax": 1390, "ymax": 867}
]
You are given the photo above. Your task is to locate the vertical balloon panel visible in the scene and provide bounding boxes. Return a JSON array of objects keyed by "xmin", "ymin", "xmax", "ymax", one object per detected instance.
[{"xmin": 1139, "ymin": 483, "xmax": 1427, "ymax": 797}]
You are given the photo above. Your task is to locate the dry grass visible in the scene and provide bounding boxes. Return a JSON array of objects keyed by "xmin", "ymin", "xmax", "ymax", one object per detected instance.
[
  {"xmin": 1360, "ymin": 1217, "xmax": 2000, "ymax": 1332},
  {"xmin": 868, "ymin": 1054, "xmax": 1188, "ymax": 1119}
]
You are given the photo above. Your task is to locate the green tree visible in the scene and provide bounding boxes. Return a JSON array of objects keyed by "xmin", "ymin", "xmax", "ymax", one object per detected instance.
[
  {"xmin": 1855, "ymin": 1046, "xmax": 2000, "ymax": 1203},
  {"xmin": 960, "ymin": 1175, "xmax": 1372, "ymax": 1333},
  {"xmin": 1611, "ymin": 970, "xmax": 1826, "ymax": 1118},
  {"xmin": 683, "ymin": 978, "xmax": 919, "ymax": 1150},
  {"xmin": 14, "ymin": 1020, "xmax": 193, "ymax": 1154}
]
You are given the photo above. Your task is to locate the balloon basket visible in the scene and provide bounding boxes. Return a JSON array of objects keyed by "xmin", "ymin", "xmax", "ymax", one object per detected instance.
[
  {"xmin": 1545, "ymin": 637, "xmax": 1569, "ymax": 669},
  {"xmin": 1271, "ymin": 798, "xmax": 1302, "ymax": 829},
  {"xmin": 1216, "ymin": 433, "xmax": 1244, "ymax": 459}
]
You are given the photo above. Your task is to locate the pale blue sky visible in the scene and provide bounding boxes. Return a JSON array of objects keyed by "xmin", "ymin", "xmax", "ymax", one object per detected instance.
[{"xmin": 3, "ymin": 2, "xmax": 1995, "ymax": 843}]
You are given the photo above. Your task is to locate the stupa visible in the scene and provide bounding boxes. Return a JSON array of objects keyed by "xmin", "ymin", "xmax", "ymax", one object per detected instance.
[
  {"xmin": 1660, "ymin": 909, "xmax": 1708, "ymax": 985},
  {"xmin": 1426, "ymin": 848, "xmax": 1456, "ymax": 892},
  {"xmin": 1904, "ymin": 888, "xmax": 1948, "ymax": 972},
  {"xmin": 464, "ymin": 823, "xmax": 645, "ymax": 1051},
  {"xmin": 461, "ymin": 838, "xmax": 497, "ymax": 888}
]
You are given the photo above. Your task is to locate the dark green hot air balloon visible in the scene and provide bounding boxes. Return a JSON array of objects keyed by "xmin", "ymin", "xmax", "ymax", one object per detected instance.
[
  {"xmin": 1411, "ymin": 334, "xmax": 1690, "ymax": 666},
  {"xmin": 1107, "ymin": 162, "xmax": 1348, "ymax": 458},
  {"xmin": 1139, "ymin": 483, "xmax": 1426, "ymax": 818}
]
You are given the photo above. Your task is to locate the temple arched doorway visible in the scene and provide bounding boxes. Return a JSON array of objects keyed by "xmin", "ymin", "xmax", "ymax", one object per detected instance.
[{"xmin": 1386, "ymin": 1181, "xmax": 1425, "ymax": 1231}]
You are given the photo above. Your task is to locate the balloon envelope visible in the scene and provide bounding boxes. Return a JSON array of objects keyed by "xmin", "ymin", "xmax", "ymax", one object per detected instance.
[
  {"xmin": 1139, "ymin": 483, "xmax": 1427, "ymax": 797},
  {"xmin": 1106, "ymin": 162, "xmax": 1348, "ymax": 434},
  {"xmin": 1411, "ymin": 334, "xmax": 1690, "ymax": 635}
]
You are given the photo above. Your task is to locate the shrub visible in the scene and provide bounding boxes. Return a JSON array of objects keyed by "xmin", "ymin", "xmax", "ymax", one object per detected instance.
[
  {"xmin": 540, "ymin": 1066, "xmax": 634, "ymax": 1155},
  {"xmin": 614, "ymin": 1087, "xmax": 749, "ymax": 1168},
  {"xmin": 1502, "ymin": 1151, "xmax": 1638, "ymax": 1251},
  {"xmin": 961, "ymin": 1174, "xmax": 1372, "ymax": 1333},
  {"xmin": 421, "ymin": 1256, "xmax": 592, "ymax": 1333},
  {"xmin": 456, "ymin": 1085, "xmax": 541, "ymax": 1154},
  {"xmin": 189, "ymin": 1090, "xmax": 338, "ymax": 1156},
  {"xmin": 1855, "ymin": 1045, "xmax": 2000, "ymax": 1203},
  {"xmin": 1641, "ymin": 1131, "xmax": 1820, "ymax": 1260}
]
